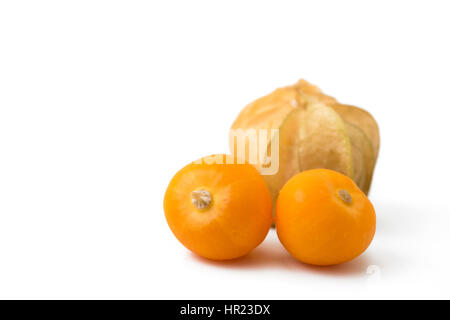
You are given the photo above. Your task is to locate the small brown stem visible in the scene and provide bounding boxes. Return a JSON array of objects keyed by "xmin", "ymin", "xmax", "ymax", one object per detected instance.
[
  {"xmin": 337, "ymin": 189, "xmax": 352, "ymax": 204},
  {"xmin": 191, "ymin": 189, "xmax": 212, "ymax": 210}
]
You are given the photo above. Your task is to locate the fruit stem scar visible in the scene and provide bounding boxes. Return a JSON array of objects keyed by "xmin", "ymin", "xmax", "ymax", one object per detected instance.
[
  {"xmin": 337, "ymin": 189, "xmax": 352, "ymax": 204},
  {"xmin": 191, "ymin": 189, "xmax": 212, "ymax": 210}
]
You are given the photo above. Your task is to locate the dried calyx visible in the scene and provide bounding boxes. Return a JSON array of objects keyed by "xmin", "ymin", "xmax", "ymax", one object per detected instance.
[{"xmin": 229, "ymin": 79, "xmax": 379, "ymax": 215}]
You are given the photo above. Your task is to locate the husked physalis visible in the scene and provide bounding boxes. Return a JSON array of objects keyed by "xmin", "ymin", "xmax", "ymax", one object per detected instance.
[
  {"xmin": 275, "ymin": 169, "xmax": 376, "ymax": 266},
  {"xmin": 164, "ymin": 154, "xmax": 272, "ymax": 260}
]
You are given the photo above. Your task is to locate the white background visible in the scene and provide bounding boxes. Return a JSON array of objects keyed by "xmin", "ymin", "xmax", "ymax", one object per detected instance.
[{"xmin": 1, "ymin": 1, "xmax": 449, "ymax": 299}]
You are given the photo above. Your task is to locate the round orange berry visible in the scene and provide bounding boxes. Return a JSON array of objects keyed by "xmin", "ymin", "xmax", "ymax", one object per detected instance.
[
  {"xmin": 275, "ymin": 169, "xmax": 376, "ymax": 266},
  {"xmin": 164, "ymin": 154, "xmax": 272, "ymax": 260}
]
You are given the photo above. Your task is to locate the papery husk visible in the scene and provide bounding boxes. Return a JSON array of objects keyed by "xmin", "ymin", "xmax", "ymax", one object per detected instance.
[{"xmin": 229, "ymin": 79, "xmax": 380, "ymax": 211}]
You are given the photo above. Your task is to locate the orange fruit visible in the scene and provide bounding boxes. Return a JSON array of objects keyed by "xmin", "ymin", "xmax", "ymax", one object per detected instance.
[
  {"xmin": 275, "ymin": 169, "xmax": 376, "ymax": 266},
  {"xmin": 164, "ymin": 154, "xmax": 272, "ymax": 260}
]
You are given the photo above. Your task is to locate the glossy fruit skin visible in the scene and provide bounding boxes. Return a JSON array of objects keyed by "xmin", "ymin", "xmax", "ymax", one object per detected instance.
[
  {"xmin": 164, "ymin": 155, "xmax": 272, "ymax": 261},
  {"xmin": 275, "ymin": 169, "xmax": 376, "ymax": 266}
]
